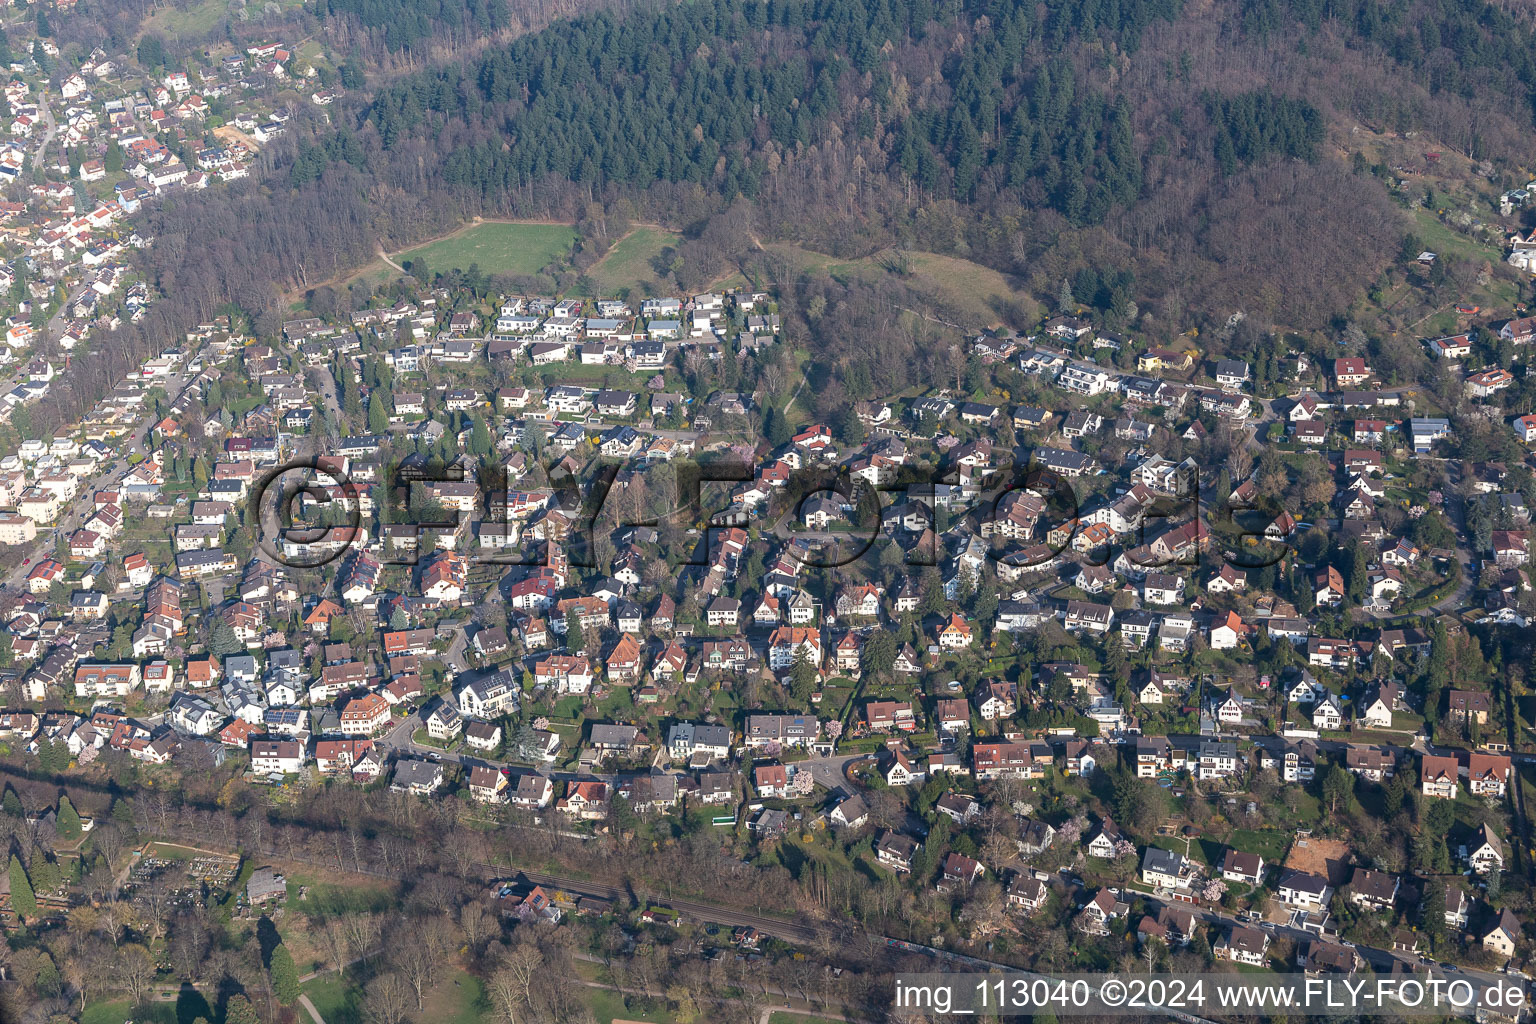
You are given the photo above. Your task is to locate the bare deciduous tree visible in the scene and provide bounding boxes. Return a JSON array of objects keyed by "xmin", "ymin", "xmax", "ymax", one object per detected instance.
[
  {"xmin": 362, "ymin": 971, "xmax": 414, "ymax": 1024},
  {"xmin": 458, "ymin": 901, "xmax": 494, "ymax": 958}
]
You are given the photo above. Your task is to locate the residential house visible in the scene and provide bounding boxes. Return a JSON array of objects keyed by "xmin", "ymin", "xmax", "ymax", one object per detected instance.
[
  {"xmin": 1220, "ymin": 850, "xmax": 1265, "ymax": 886},
  {"xmin": 1421, "ymin": 754, "xmax": 1459, "ymax": 799},
  {"xmin": 875, "ymin": 832, "xmax": 919, "ymax": 873},
  {"xmin": 1277, "ymin": 870, "xmax": 1332, "ymax": 911},
  {"xmin": 1348, "ymin": 868, "xmax": 1399, "ymax": 911},
  {"xmin": 1141, "ymin": 847, "xmax": 1196, "ymax": 892},
  {"xmin": 1216, "ymin": 926, "xmax": 1270, "ymax": 966},
  {"xmin": 1466, "ymin": 752, "xmax": 1512, "ymax": 797}
]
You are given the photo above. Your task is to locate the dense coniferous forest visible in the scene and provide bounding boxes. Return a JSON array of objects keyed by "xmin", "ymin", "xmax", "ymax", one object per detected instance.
[
  {"xmin": 1206, "ymin": 91, "xmax": 1326, "ymax": 175},
  {"xmin": 366, "ymin": 0, "xmax": 1191, "ymax": 223}
]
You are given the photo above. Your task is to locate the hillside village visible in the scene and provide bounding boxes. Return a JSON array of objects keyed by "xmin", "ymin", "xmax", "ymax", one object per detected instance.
[
  {"xmin": 0, "ymin": 253, "xmax": 1529, "ymax": 997},
  {"xmin": 0, "ymin": 29, "xmax": 348, "ymax": 425}
]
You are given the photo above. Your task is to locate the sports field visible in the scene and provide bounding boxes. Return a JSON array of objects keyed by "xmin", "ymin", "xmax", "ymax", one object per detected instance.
[{"xmin": 396, "ymin": 221, "xmax": 577, "ymax": 277}]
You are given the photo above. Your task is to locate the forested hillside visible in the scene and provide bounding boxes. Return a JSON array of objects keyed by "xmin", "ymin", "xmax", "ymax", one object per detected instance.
[
  {"xmin": 51, "ymin": 0, "xmax": 614, "ymax": 68},
  {"xmin": 347, "ymin": 0, "xmax": 1536, "ymax": 327},
  {"xmin": 319, "ymin": 0, "xmax": 508, "ymax": 54},
  {"xmin": 41, "ymin": 0, "xmax": 1536, "ymax": 437},
  {"xmin": 369, "ymin": 0, "xmax": 1183, "ymax": 221}
]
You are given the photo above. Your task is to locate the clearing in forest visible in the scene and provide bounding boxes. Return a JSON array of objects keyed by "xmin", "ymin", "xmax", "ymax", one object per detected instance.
[
  {"xmin": 764, "ymin": 243, "xmax": 1029, "ymax": 328},
  {"xmin": 581, "ymin": 225, "xmax": 683, "ymax": 296},
  {"xmin": 395, "ymin": 221, "xmax": 578, "ymax": 278}
]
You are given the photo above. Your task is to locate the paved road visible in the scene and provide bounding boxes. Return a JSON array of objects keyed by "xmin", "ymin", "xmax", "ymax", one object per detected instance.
[
  {"xmin": 377, "ymin": 709, "xmax": 872, "ymax": 798},
  {"xmin": 518, "ymin": 861, "xmax": 1513, "ymax": 1010},
  {"xmin": 308, "ymin": 364, "xmax": 343, "ymax": 439},
  {"xmin": 442, "ymin": 623, "xmax": 471, "ymax": 674},
  {"xmin": 1242, "ymin": 732, "xmax": 1426, "ymax": 758},
  {"xmin": 375, "ymin": 712, "xmax": 543, "ymax": 777},
  {"xmin": 375, "ymin": 712, "xmax": 434, "ymax": 759},
  {"xmin": 32, "ymin": 88, "xmax": 55, "ymax": 170},
  {"xmin": 132, "ymin": 813, "xmax": 1514, "ymax": 1014},
  {"xmin": 44, "ymin": 281, "xmax": 89, "ymax": 350},
  {"xmin": 557, "ymin": 416, "xmax": 703, "ymax": 444},
  {"xmin": 1, "ymin": 342, "xmax": 212, "ymax": 590},
  {"xmin": 1432, "ymin": 463, "xmax": 1478, "ymax": 613}
]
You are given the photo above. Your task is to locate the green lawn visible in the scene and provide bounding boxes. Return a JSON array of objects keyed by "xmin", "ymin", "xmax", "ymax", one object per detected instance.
[
  {"xmin": 412, "ymin": 727, "xmax": 459, "ymax": 751},
  {"xmin": 81, "ymin": 1000, "xmax": 132, "ymax": 1024},
  {"xmin": 768, "ymin": 1014, "xmax": 851, "ymax": 1024},
  {"xmin": 298, "ymin": 39, "xmax": 331, "ymax": 66},
  {"xmin": 139, "ymin": 0, "xmax": 230, "ymax": 37},
  {"xmin": 397, "ymin": 222, "xmax": 578, "ymax": 278},
  {"xmin": 420, "ymin": 969, "xmax": 486, "ymax": 1024},
  {"xmin": 302, "ymin": 968, "xmax": 481, "ymax": 1024},
  {"xmin": 904, "ymin": 251, "xmax": 1036, "ymax": 325},
  {"xmin": 762, "ymin": 243, "xmax": 1031, "ymax": 328},
  {"xmin": 139, "ymin": 0, "xmax": 306, "ymax": 37},
  {"xmin": 1278, "ymin": 790, "xmax": 1323, "ymax": 826},
  {"xmin": 587, "ymin": 986, "xmax": 672, "ymax": 1024},
  {"xmin": 775, "ymin": 835, "xmax": 855, "ymax": 877},
  {"xmin": 146, "ymin": 841, "xmax": 198, "ymax": 861},
  {"xmin": 302, "ymin": 972, "xmax": 362, "ymax": 1024},
  {"xmin": 1225, "ymin": 828, "xmax": 1291, "ymax": 863},
  {"xmin": 1409, "ymin": 210, "xmax": 1519, "ymax": 309},
  {"xmin": 552, "ymin": 695, "xmax": 585, "ymax": 719},
  {"xmin": 298, "ymin": 881, "xmax": 397, "ymax": 921},
  {"xmin": 1152, "ymin": 835, "xmax": 1208, "ymax": 865},
  {"xmin": 1340, "ymin": 206, "xmax": 1518, "ymax": 343},
  {"xmin": 1411, "ymin": 209, "xmax": 1499, "ymax": 266},
  {"xmin": 527, "ymin": 362, "xmax": 673, "ymax": 388},
  {"xmin": 581, "ymin": 226, "xmax": 681, "ymax": 297},
  {"xmin": 82, "ymin": 1001, "xmax": 175, "ymax": 1024}
]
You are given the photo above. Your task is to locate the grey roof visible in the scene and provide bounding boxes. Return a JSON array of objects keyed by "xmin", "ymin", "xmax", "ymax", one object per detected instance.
[
  {"xmin": 460, "ymin": 668, "xmax": 519, "ymax": 701},
  {"xmin": 688, "ymin": 723, "xmax": 731, "ymax": 747},
  {"xmin": 746, "ymin": 714, "xmax": 818, "ymax": 741},
  {"xmin": 590, "ymin": 723, "xmax": 640, "ymax": 747},
  {"xmin": 246, "ymin": 866, "xmax": 286, "ymax": 902},
  {"xmin": 1280, "ymin": 870, "xmax": 1329, "ymax": 895},
  {"xmin": 465, "ymin": 720, "xmax": 500, "ymax": 742},
  {"xmin": 267, "ymin": 649, "xmax": 302, "ymax": 670},
  {"xmin": 1034, "ymin": 447, "xmax": 1096, "ymax": 471},
  {"xmin": 832, "ymin": 793, "xmax": 868, "ymax": 822},
  {"xmin": 1142, "ymin": 846, "xmax": 1188, "ymax": 875},
  {"xmin": 1226, "ymin": 925, "xmax": 1268, "ymax": 955},
  {"xmin": 876, "ymin": 831, "xmax": 919, "ymax": 860},
  {"xmin": 391, "ymin": 759, "xmax": 444, "ymax": 788}
]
